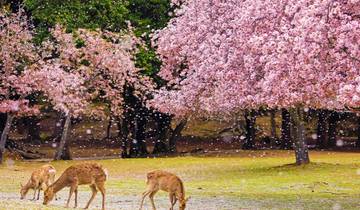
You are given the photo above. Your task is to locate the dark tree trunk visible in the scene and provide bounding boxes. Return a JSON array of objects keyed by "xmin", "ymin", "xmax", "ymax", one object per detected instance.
[
  {"xmin": 119, "ymin": 117, "xmax": 129, "ymax": 158},
  {"xmin": 52, "ymin": 114, "xmax": 65, "ymax": 143},
  {"xmin": 54, "ymin": 114, "xmax": 72, "ymax": 160},
  {"xmin": 106, "ymin": 117, "xmax": 112, "ymax": 139},
  {"xmin": 153, "ymin": 114, "xmax": 171, "ymax": 154},
  {"xmin": 281, "ymin": 109, "xmax": 292, "ymax": 149},
  {"xmin": 25, "ymin": 116, "xmax": 41, "ymax": 145},
  {"xmin": 270, "ymin": 110, "xmax": 277, "ymax": 147},
  {"xmin": 316, "ymin": 110, "xmax": 328, "ymax": 149},
  {"xmin": 243, "ymin": 110, "xmax": 256, "ymax": 149},
  {"xmin": 0, "ymin": 114, "xmax": 14, "ymax": 164},
  {"xmin": 328, "ymin": 111, "xmax": 338, "ymax": 148},
  {"xmin": 129, "ymin": 112, "xmax": 148, "ymax": 157},
  {"xmin": 357, "ymin": 116, "xmax": 360, "ymax": 148},
  {"xmin": 169, "ymin": 119, "xmax": 187, "ymax": 153},
  {"xmin": 289, "ymin": 108, "xmax": 310, "ymax": 165},
  {"xmin": 0, "ymin": 113, "xmax": 6, "ymax": 133}
]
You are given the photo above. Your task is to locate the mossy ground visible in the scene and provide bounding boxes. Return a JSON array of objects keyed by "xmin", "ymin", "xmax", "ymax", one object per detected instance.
[{"xmin": 0, "ymin": 150, "xmax": 359, "ymax": 209}]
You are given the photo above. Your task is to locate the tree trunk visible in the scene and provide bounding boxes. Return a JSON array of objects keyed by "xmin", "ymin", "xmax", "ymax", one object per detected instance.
[
  {"xmin": 119, "ymin": 117, "xmax": 129, "ymax": 158},
  {"xmin": 270, "ymin": 110, "xmax": 277, "ymax": 147},
  {"xmin": 106, "ymin": 117, "xmax": 112, "ymax": 139},
  {"xmin": 153, "ymin": 114, "xmax": 171, "ymax": 154},
  {"xmin": 52, "ymin": 114, "xmax": 65, "ymax": 143},
  {"xmin": 0, "ymin": 114, "xmax": 14, "ymax": 164},
  {"xmin": 0, "ymin": 113, "xmax": 6, "ymax": 133},
  {"xmin": 316, "ymin": 110, "xmax": 328, "ymax": 149},
  {"xmin": 281, "ymin": 109, "xmax": 292, "ymax": 149},
  {"xmin": 328, "ymin": 111, "xmax": 337, "ymax": 148},
  {"xmin": 26, "ymin": 116, "xmax": 41, "ymax": 145},
  {"xmin": 129, "ymin": 114, "xmax": 148, "ymax": 157},
  {"xmin": 169, "ymin": 119, "xmax": 187, "ymax": 153},
  {"xmin": 54, "ymin": 114, "xmax": 72, "ymax": 160},
  {"xmin": 357, "ymin": 116, "xmax": 360, "ymax": 149},
  {"xmin": 243, "ymin": 110, "xmax": 256, "ymax": 149},
  {"xmin": 289, "ymin": 108, "xmax": 310, "ymax": 165}
]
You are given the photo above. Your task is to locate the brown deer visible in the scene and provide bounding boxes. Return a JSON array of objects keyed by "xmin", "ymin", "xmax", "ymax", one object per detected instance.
[
  {"xmin": 43, "ymin": 162, "xmax": 108, "ymax": 210},
  {"xmin": 20, "ymin": 164, "xmax": 56, "ymax": 200},
  {"xmin": 139, "ymin": 170, "xmax": 189, "ymax": 210}
]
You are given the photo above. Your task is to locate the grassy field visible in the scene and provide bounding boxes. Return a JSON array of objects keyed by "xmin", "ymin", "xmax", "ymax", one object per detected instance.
[{"xmin": 0, "ymin": 150, "xmax": 359, "ymax": 210}]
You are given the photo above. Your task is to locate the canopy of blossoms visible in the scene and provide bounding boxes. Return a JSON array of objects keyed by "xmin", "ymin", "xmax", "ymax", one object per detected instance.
[
  {"xmin": 0, "ymin": 9, "xmax": 40, "ymax": 115},
  {"xmin": 151, "ymin": 0, "xmax": 360, "ymax": 117},
  {"xmin": 50, "ymin": 25, "xmax": 154, "ymax": 117}
]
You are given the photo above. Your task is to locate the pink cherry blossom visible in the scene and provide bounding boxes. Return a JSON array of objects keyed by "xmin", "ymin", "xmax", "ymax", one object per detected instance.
[{"xmin": 151, "ymin": 0, "xmax": 360, "ymax": 117}]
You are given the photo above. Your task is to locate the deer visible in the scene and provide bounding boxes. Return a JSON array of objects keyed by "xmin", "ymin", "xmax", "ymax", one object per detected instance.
[
  {"xmin": 20, "ymin": 164, "xmax": 56, "ymax": 200},
  {"xmin": 43, "ymin": 162, "xmax": 107, "ymax": 210},
  {"xmin": 139, "ymin": 170, "xmax": 189, "ymax": 210}
]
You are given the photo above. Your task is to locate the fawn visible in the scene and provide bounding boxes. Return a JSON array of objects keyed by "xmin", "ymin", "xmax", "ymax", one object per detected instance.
[
  {"xmin": 139, "ymin": 170, "xmax": 189, "ymax": 210},
  {"xmin": 20, "ymin": 164, "xmax": 56, "ymax": 200},
  {"xmin": 43, "ymin": 162, "xmax": 108, "ymax": 210}
]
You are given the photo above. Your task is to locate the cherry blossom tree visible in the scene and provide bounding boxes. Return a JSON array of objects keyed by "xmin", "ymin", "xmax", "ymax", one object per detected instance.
[
  {"xmin": 0, "ymin": 10, "xmax": 89, "ymax": 162},
  {"xmin": 0, "ymin": 9, "xmax": 41, "ymax": 163},
  {"xmin": 151, "ymin": 0, "xmax": 360, "ymax": 164},
  {"xmin": 45, "ymin": 25, "xmax": 154, "ymax": 159},
  {"xmin": 19, "ymin": 59, "xmax": 89, "ymax": 160}
]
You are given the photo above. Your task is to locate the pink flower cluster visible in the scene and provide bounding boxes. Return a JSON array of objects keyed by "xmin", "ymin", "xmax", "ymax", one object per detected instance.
[
  {"xmin": 1, "ymin": 10, "xmax": 153, "ymax": 118},
  {"xmin": 51, "ymin": 25, "xmax": 154, "ymax": 117},
  {"xmin": 152, "ymin": 0, "xmax": 360, "ymax": 117},
  {"xmin": 0, "ymin": 9, "xmax": 40, "ymax": 116}
]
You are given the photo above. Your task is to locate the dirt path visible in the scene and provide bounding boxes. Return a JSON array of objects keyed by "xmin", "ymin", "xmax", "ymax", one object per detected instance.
[{"xmin": 0, "ymin": 191, "xmax": 246, "ymax": 210}]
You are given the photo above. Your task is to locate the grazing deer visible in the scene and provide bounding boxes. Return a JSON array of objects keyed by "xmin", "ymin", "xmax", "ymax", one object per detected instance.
[
  {"xmin": 20, "ymin": 164, "xmax": 56, "ymax": 200},
  {"xmin": 43, "ymin": 162, "xmax": 107, "ymax": 210},
  {"xmin": 139, "ymin": 170, "xmax": 189, "ymax": 210}
]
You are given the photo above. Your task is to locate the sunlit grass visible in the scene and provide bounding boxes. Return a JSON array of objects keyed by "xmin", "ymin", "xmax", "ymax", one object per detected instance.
[{"xmin": 0, "ymin": 150, "xmax": 359, "ymax": 209}]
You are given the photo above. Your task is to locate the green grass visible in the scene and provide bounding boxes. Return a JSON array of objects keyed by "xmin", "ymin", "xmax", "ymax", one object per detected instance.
[{"xmin": 0, "ymin": 151, "xmax": 360, "ymax": 209}]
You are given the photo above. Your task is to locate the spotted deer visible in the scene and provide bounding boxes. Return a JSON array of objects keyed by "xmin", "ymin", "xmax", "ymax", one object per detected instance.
[
  {"xmin": 139, "ymin": 170, "xmax": 189, "ymax": 210},
  {"xmin": 20, "ymin": 164, "xmax": 56, "ymax": 200},
  {"xmin": 43, "ymin": 162, "xmax": 108, "ymax": 210}
]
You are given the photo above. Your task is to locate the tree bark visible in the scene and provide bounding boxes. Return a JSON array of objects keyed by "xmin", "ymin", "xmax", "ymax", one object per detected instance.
[
  {"xmin": 270, "ymin": 109, "xmax": 277, "ymax": 147},
  {"xmin": 129, "ymin": 113, "xmax": 148, "ymax": 157},
  {"xmin": 289, "ymin": 108, "xmax": 310, "ymax": 165},
  {"xmin": 270, "ymin": 110, "xmax": 277, "ymax": 138},
  {"xmin": 328, "ymin": 111, "xmax": 337, "ymax": 148},
  {"xmin": 153, "ymin": 113, "xmax": 171, "ymax": 154},
  {"xmin": 54, "ymin": 114, "xmax": 72, "ymax": 160},
  {"xmin": 169, "ymin": 119, "xmax": 187, "ymax": 153},
  {"xmin": 0, "ymin": 113, "xmax": 6, "ymax": 133},
  {"xmin": 52, "ymin": 114, "xmax": 64, "ymax": 143},
  {"xmin": 25, "ymin": 116, "xmax": 41, "ymax": 145},
  {"xmin": 0, "ymin": 114, "xmax": 14, "ymax": 164},
  {"xmin": 281, "ymin": 109, "xmax": 292, "ymax": 149},
  {"xmin": 316, "ymin": 110, "xmax": 328, "ymax": 149},
  {"xmin": 357, "ymin": 116, "xmax": 360, "ymax": 149},
  {"xmin": 119, "ymin": 117, "xmax": 129, "ymax": 158},
  {"xmin": 106, "ymin": 117, "xmax": 112, "ymax": 139},
  {"xmin": 243, "ymin": 110, "xmax": 256, "ymax": 149}
]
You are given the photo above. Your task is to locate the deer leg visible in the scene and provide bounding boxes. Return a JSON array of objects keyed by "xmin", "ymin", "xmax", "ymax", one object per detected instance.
[
  {"xmin": 74, "ymin": 187, "xmax": 78, "ymax": 208},
  {"xmin": 32, "ymin": 188, "xmax": 36, "ymax": 200},
  {"xmin": 66, "ymin": 181, "xmax": 77, "ymax": 208},
  {"xmin": 37, "ymin": 188, "xmax": 41, "ymax": 200},
  {"xmin": 169, "ymin": 193, "xmax": 177, "ymax": 210},
  {"xmin": 96, "ymin": 182, "xmax": 106, "ymax": 210},
  {"xmin": 149, "ymin": 191, "xmax": 158, "ymax": 210},
  {"xmin": 84, "ymin": 184, "xmax": 97, "ymax": 209},
  {"xmin": 49, "ymin": 175, "xmax": 57, "ymax": 200},
  {"xmin": 139, "ymin": 190, "xmax": 152, "ymax": 210}
]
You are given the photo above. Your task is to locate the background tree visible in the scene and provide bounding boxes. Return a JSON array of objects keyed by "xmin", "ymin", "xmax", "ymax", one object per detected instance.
[
  {"xmin": 151, "ymin": 0, "xmax": 360, "ymax": 165},
  {"xmin": 0, "ymin": 9, "xmax": 41, "ymax": 163},
  {"xmin": 23, "ymin": 0, "xmax": 176, "ymax": 157}
]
